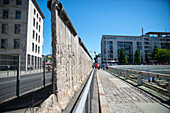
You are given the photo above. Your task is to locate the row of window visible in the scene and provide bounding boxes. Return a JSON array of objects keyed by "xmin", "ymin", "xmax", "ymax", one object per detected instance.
[
  {"xmin": 1, "ymin": 24, "xmax": 21, "ymax": 34},
  {"xmin": 2, "ymin": 10, "xmax": 21, "ymax": 19},
  {"xmin": 33, "ymin": 18, "xmax": 41, "ymax": 32},
  {"xmin": 2, "ymin": 24, "xmax": 21, "ymax": 34},
  {"xmin": 1, "ymin": 38, "xmax": 41, "ymax": 54},
  {"xmin": 1, "ymin": 39, "xmax": 20, "ymax": 49},
  {"xmin": 32, "ymin": 30, "xmax": 41, "ymax": 43},
  {"xmin": 3, "ymin": 0, "xmax": 21, "ymax": 5},
  {"xmin": 32, "ymin": 43, "xmax": 40, "ymax": 54},
  {"xmin": 103, "ymin": 37, "xmax": 138, "ymax": 40},
  {"xmin": 149, "ymin": 34, "xmax": 170, "ymax": 37},
  {"xmin": 34, "ymin": 9, "xmax": 41, "ymax": 22},
  {"xmin": 27, "ymin": 55, "xmax": 42, "ymax": 69}
]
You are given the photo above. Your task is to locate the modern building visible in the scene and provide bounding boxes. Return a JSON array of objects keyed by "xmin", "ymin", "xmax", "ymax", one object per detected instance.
[
  {"xmin": 101, "ymin": 32, "xmax": 170, "ymax": 64},
  {"xmin": 0, "ymin": 0, "xmax": 45, "ymax": 71}
]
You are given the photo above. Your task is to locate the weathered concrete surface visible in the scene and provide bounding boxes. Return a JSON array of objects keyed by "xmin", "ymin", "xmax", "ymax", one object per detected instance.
[
  {"xmin": 34, "ymin": 94, "xmax": 62, "ymax": 113},
  {"xmin": 135, "ymin": 103, "xmax": 170, "ymax": 113},
  {"xmin": 48, "ymin": 0, "xmax": 93, "ymax": 110},
  {"xmin": 97, "ymin": 70, "xmax": 170, "ymax": 113}
]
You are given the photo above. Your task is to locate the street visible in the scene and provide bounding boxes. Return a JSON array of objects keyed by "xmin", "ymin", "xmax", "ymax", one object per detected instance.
[{"xmin": 0, "ymin": 72, "xmax": 52, "ymax": 103}]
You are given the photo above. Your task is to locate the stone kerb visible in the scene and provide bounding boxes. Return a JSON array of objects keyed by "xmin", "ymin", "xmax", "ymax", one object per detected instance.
[{"xmin": 49, "ymin": 1, "xmax": 93, "ymax": 110}]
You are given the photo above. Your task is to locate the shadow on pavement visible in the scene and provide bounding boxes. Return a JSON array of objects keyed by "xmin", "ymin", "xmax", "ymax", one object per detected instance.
[{"xmin": 0, "ymin": 84, "xmax": 52, "ymax": 113}]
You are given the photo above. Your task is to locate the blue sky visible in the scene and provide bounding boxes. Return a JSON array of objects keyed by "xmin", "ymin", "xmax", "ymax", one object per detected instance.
[{"xmin": 37, "ymin": 0, "xmax": 170, "ymax": 58}]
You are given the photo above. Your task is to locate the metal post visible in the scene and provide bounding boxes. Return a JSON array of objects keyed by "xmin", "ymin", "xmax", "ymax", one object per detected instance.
[
  {"xmin": 118, "ymin": 70, "xmax": 121, "ymax": 76},
  {"xmin": 137, "ymin": 74, "xmax": 142, "ymax": 86},
  {"xmin": 125, "ymin": 71, "xmax": 128, "ymax": 80},
  {"xmin": 16, "ymin": 55, "xmax": 20, "ymax": 98},
  {"xmin": 43, "ymin": 59, "xmax": 46, "ymax": 88},
  {"xmin": 7, "ymin": 69, "xmax": 9, "ymax": 76}
]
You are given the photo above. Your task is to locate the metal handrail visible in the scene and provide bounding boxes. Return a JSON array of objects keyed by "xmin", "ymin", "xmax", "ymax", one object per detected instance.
[{"xmin": 75, "ymin": 68, "xmax": 95, "ymax": 113}]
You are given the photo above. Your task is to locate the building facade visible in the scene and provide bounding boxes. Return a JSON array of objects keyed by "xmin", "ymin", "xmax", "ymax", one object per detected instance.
[
  {"xmin": 101, "ymin": 32, "xmax": 170, "ymax": 64},
  {"xmin": 0, "ymin": 0, "xmax": 45, "ymax": 71}
]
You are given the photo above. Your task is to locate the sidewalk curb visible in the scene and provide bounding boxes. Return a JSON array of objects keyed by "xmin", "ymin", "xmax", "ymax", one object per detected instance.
[{"xmin": 96, "ymin": 70, "xmax": 111, "ymax": 113}]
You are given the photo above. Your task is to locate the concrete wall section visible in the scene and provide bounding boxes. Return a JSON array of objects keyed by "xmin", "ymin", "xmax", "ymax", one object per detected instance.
[{"xmin": 51, "ymin": 2, "xmax": 93, "ymax": 110}]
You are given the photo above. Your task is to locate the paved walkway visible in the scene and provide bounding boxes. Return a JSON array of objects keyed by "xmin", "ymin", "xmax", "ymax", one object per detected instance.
[{"xmin": 97, "ymin": 70, "xmax": 170, "ymax": 113}]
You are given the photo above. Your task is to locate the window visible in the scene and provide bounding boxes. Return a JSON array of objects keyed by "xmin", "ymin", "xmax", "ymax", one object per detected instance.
[
  {"xmin": 3, "ymin": 10, "xmax": 8, "ymax": 19},
  {"xmin": 28, "ymin": 54, "xmax": 30, "ymax": 65},
  {"xmin": 39, "ymin": 25, "xmax": 40, "ymax": 32},
  {"xmin": 32, "ymin": 30, "xmax": 35, "ymax": 39},
  {"xmin": 15, "ymin": 11, "xmax": 21, "ymax": 19},
  {"xmin": 2, "ymin": 24, "xmax": 8, "ymax": 34},
  {"xmin": 37, "ymin": 14, "xmax": 38, "ymax": 19},
  {"xmin": 39, "ymin": 17, "xmax": 41, "ymax": 22},
  {"xmin": 36, "ymin": 33, "xmax": 37, "ymax": 41},
  {"xmin": 36, "ymin": 22, "xmax": 38, "ymax": 29},
  {"xmin": 3, "ymin": 0, "xmax": 9, "ymax": 5},
  {"xmin": 1, "ymin": 39, "xmax": 7, "ymax": 48},
  {"xmin": 33, "ymin": 18, "xmax": 35, "ymax": 26},
  {"xmin": 15, "ymin": 24, "xmax": 21, "ymax": 34},
  {"xmin": 38, "ymin": 36, "xmax": 40, "ymax": 43},
  {"xmin": 104, "ymin": 41, "xmax": 106, "ymax": 45},
  {"xmin": 16, "ymin": 0, "xmax": 21, "ymax": 5},
  {"xmin": 32, "ymin": 43, "xmax": 34, "ymax": 52},
  {"xmin": 34, "ymin": 9, "xmax": 36, "ymax": 15},
  {"xmin": 35, "ymin": 45, "xmax": 37, "ymax": 53},
  {"xmin": 38, "ymin": 46, "xmax": 40, "ymax": 54},
  {"xmin": 150, "ymin": 34, "xmax": 158, "ymax": 37},
  {"xmin": 136, "ymin": 38, "xmax": 141, "ymax": 40},
  {"xmin": 14, "ymin": 39, "xmax": 20, "ymax": 48}
]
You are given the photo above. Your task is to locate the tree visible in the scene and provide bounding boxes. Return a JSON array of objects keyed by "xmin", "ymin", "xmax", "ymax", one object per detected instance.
[
  {"xmin": 46, "ymin": 56, "xmax": 52, "ymax": 62},
  {"xmin": 118, "ymin": 47, "xmax": 128, "ymax": 65},
  {"xmin": 145, "ymin": 51, "xmax": 149, "ymax": 63},
  {"xmin": 152, "ymin": 45, "xmax": 159, "ymax": 60},
  {"xmin": 156, "ymin": 49, "xmax": 170, "ymax": 63},
  {"xmin": 134, "ymin": 49, "xmax": 141, "ymax": 64}
]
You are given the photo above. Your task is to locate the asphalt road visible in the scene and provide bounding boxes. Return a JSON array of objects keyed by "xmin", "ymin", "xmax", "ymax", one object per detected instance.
[{"xmin": 0, "ymin": 72, "xmax": 52, "ymax": 103}]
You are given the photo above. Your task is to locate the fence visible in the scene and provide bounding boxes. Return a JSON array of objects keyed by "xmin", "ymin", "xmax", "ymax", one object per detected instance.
[
  {"xmin": 107, "ymin": 66, "xmax": 170, "ymax": 100},
  {"xmin": 0, "ymin": 54, "xmax": 43, "ymax": 77},
  {"xmin": 0, "ymin": 54, "xmax": 52, "ymax": 103}
]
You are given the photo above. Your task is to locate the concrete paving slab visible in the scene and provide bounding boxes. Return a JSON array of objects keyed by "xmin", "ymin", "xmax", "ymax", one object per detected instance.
[
  {"xmin": 96, "ymin": 70, "xmax": 111, "ymax": 113},
  {"xmin": 135, "ymin": 103, "xmax": 170, "ymax": 113},
  {"xmin": 97, "ymin": 70, "xmax": 170, "ymax": 113},
  {"xmin": 109, "ymin": 78, "xmax": 130, "ymax": 88}
]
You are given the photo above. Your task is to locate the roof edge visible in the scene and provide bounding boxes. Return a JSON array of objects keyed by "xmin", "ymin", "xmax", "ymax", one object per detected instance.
[{"xmin": 32, "ymin": 0, "xmax": 45, "ymax": 19}]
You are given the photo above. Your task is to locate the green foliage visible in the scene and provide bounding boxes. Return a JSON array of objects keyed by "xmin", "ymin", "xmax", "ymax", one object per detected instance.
[
  {"xmin": 152, "ymin": 45, "xmax": 159, "ymax": 60},
  {"xmin": 145, "ymin": 51, "xmax": 149, "ymax": 62},
  {"xmin": 46, "ymin": 56, "xmax": 52, "ymax": 62},
  {"xmin": 156, "ymin": 49, "xmax": 170, "ymax": 63},
  {"xmin": 118, "ymin": 47, "xmax": 128, "ymax": 65},
  {"xmin": 134, "ymin": 49, "xmax": 141, "ymax": 64}
]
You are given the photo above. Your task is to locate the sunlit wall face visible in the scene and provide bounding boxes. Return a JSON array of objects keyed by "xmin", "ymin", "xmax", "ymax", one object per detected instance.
[{"xmin": 117, "ymin": 42, "xmax": 133, "ymax": 62}]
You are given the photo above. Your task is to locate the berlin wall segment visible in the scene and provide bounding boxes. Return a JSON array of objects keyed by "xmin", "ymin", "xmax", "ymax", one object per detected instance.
[{"xmin": 47, "ymin": 0, "xmax": 93, "ymax": 111}]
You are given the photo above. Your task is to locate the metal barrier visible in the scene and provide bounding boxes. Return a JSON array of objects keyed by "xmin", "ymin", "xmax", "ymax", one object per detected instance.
[
  {"xmin": 75, "ymin": 68, "xmax": 95, "ymax": 113},
  {"xmin": 0, "ymin": 54, "xmax": 52, "ymax": 103},
  {"xmin": 107, "ymin": 66, "xmax": 170, "ymax": 99}
]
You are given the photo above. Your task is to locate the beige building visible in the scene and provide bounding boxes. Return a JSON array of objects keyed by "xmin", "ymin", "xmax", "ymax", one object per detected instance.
[
  {"xmin": 0, "ymin": 0, "xmax": 45, "ymax": 71},
  {"xmin": 101, "ymin": 32, "xmax": 170, "ymax": 64}
]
